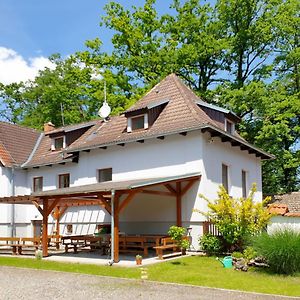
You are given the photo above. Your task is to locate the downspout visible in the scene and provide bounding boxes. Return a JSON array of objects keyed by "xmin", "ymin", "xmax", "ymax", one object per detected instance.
[
  {"xmin": 10, "ymin": 166, "xmax": 15, "ymax": 237},
  {"xmin": 109, "ymin": 189, "xmax": 115, "ymax": 265}
]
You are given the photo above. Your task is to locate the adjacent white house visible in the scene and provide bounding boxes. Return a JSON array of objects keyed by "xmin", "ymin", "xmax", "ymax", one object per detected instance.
[{"xmin": 0, "ymin": 74, "xmax": 272, "ymax": 256}]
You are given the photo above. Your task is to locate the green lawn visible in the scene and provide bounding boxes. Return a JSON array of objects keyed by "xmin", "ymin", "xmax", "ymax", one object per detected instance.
[{"xmin": 0, "ymin": 255, "xmax": 299, "ymax": 297}]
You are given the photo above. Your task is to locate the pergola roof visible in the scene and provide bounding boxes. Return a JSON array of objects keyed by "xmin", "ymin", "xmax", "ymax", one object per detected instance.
[{"xmin": 0, "ymin": 172, "xmax": 201, "ymax": 204}]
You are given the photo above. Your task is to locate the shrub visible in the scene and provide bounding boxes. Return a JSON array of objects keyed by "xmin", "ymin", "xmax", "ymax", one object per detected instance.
[
  {"xmin": 197, "ymin": 184, "xmax": 271, "ymax": 251},
  {"xmin": 168, "ymin": 226, "xmax": 190, "ymax": 249},
  {"xmin": 200, "ymin": 233, "xmax": 222, "ymax": 255},
  {"xmin": 232, "ymin": 251, "xmax": 243, "ymax": 259},
  {"xmin": 243, "ymin": 246, "xmax": 257, "ymax": 261},
  {"xmin": 253, "ymin": 229, "xmax": 300, "ymax": 275}
]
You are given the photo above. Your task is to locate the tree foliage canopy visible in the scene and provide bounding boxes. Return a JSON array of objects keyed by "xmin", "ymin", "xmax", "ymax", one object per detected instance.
[{"xmin": 0, "ymin": 0, "xmax": 299, "ymax": 193}]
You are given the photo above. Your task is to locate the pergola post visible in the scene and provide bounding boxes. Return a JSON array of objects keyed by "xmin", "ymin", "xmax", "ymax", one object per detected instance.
[
  {"xmin": 42, "ymin": 198, "xmax": 49, "ymax": 257},
  {"xmin": 176, "ymin": 182, "xmax": 182, "ymax": 227},
  {"xmin": 113, "ymin": 193, "xmax": 120, "ymax": 262}
]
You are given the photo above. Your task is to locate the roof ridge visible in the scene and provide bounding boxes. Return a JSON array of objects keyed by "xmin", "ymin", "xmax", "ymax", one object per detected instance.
[{"xmin": 171, "ymin": 74, "xmax": 220, "ymax": 127}]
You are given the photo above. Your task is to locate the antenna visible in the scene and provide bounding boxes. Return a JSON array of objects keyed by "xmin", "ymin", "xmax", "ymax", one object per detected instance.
[{"xmin": 98, "ymin": 80, "xmax": 111, "ymax": 120}]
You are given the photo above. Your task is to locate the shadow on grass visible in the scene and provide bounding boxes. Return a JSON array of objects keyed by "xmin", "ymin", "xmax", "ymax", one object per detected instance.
[{"xmin": 170, "ymin": 261, "xmax": 187, "ymax": 266}]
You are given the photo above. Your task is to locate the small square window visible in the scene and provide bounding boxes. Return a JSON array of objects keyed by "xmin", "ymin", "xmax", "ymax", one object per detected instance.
[
  {"xmin": 98, "ymin": 168, "xmax": 112, "ymax": 183},
  {"xmin": 58, "ymin": 173, "xmax": 70, "ymax": 188},
  {"xmin": 54, "ymin": 137, "xmax": 64, "ymax": 150},
  {"xmin": 33, "ymin": 177, "xmax": 43, "ymax": 192},
  {"xmin": 66, "ymin": 224, "xmax": 73, "ymax": 235},
  {"xmin": 131, "ymin": 115, "xmax": 145, "ymax": 130}
]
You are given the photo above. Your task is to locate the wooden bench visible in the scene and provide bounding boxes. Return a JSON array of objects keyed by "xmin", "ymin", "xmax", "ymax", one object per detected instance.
[
  {"xmin": 18, "ymin": 237, "xmax": 41, "ymax": 254},
  {"xmin": 153, "ymin": 237, "xmax": 179, "ymax": 260},
  {"xmin": 0, "ymin": 237, "xmax": 21, "ymax": 255},
  {"xmin": 48, "ymin": 234, "xmax": 62, "ymax": 250},
  {"xmin": 119, "ymin": 236, "xmax": 149, "ymax": 257},
  {"xmin": 62, "ymin": 235, "xmax": 103, "ymax": 253}
]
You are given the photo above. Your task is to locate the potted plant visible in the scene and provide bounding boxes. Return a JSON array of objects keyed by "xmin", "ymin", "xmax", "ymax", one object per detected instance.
[
  {"xmin": 168, "ymin": 226, "xmax": 190, "ymax": 255},
  {"xmin": 135, "ymin": 254, "xmax": 142, "ymax": 265}
]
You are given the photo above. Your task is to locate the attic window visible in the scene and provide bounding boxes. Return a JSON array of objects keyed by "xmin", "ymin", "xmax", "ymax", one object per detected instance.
[
  {"xmin": 127, "ymin": 114, "xmax": 149, "ymax": 132},
  {"xmin": 225, "ymin": 119, "xmax": 234, "ymax": 134},
  {"xmin": 51, "ymin": 136, "xmax": 66, "ymax": 151}
]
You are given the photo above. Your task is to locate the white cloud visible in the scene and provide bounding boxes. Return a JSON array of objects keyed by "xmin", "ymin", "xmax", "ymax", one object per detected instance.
[{"xmin": 0, "ymin": 47, "xmax": 55, "ymax": 85}]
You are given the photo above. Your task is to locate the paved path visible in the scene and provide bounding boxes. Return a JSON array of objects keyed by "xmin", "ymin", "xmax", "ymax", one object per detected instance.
[{"xmin": 0, "ymin": 266, "xmax": 298, "ymax": 300}]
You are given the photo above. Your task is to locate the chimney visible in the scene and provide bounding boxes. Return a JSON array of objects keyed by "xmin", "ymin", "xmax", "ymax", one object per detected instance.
[{"xmin": 44, "ymin": 122, "xmax": 55, "ymax": 132}]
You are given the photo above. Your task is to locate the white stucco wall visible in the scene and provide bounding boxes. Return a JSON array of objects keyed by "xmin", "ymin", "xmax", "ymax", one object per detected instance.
[
  {"xmin": 268, "ymin": 216, "xmax": 300, "ymax": 233},
  {"xmin": 1, "ymin": 130, "xmax": 263, "ymax": 248}
]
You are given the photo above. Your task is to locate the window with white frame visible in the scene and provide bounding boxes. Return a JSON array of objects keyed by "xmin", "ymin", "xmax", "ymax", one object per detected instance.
[
  {"xmin": 51, "ymin": 136, "xmax": 65, "ymax": 151},
  {"xmin": 225, "ymin": 119, "xmax": 234, "ymax": 134},
  {"xmin": 222, "ymin": 164, "xmax": 229, "ymax": 192},
  {"xmin": 127, "ymin": 113, "xmax": 148, "ymax": 132},
  {"xmin": 242, "ymin": 170, "xmax": 247, "ymax": 198}
]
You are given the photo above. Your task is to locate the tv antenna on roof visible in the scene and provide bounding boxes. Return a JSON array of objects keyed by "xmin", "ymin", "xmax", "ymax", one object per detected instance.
[{"xmin": 98, "ymin": 80, "xmax": 111, "ymax": 120}]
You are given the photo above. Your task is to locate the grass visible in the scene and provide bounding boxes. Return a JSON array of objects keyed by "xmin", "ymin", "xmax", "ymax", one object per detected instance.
[{"xmin": 0, "ymin": 255, "xmax": 299, "ymax": 297}]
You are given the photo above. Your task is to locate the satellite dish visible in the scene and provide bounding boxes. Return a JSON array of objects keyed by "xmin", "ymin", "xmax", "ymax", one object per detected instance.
[
  {"xmin": 98, "ymin": 101, "xmax": 111, "ymax": 119},
  {"xmin": 98, "ymin": 80, "xmax": 111, "ymax": 120}
]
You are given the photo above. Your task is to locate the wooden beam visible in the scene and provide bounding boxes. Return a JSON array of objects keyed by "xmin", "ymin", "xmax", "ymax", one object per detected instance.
[
  {"xmin": 32, "ymin": 200, "xmax": 43, "ymax": 215},
  {"xmin": 97, "ymin": 194, "xmax": 112, "ymax": 214},
  {"xmin": 179, "ymin": 132, "xmax": 187, "ymax": 136},
  {"xmin": 181, "ymin": 178, "xmax": 199, "ymax": 196},
  {"xmin": 164, "ymin": 184, "xmax": 177, "ymax": 195},
  {"xmin": 176, "ymin": 182, "xmax": 182, "ymax": 227},
  {"xmin": 157, "ymin": 136, "xmax": 165, "ymax": 140},
  {"xmin": 47, "ymin": 198, "xmax": 61, "ymax": 217},
  {"xmin": 42, "ymin": 198, "xmax": 49, "ymax": 257},
  {"xmin": 137, "ymin": 140, "xmax": 144, "ymax": 143},
  {"xmin": 113, "ymin": 194, "xmax": 120, "ymax": 262},
  {"xmin": 119, "ymin": 191, "xmax": 138, "ymax": 213}
]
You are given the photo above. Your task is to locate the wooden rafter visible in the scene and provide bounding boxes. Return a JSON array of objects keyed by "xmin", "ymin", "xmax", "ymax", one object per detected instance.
[
  {"xmin": 97, "ymin": 194, "xmax": 112, "ymax": 214},
  {"xmin": 32, "ymin": 200, "xmax": 43, "ymax": 215},
  {"xmin": 181, "ymin": 178, "xmax": 199, "ymax": 196},
  {"xmin": 164, "ymin": 184, "xmax": 177, "ymax": 195},
  {"xmin": 47, "ymin": 198, "xmax": 61, "ymax": 216},
  {"xmin": 119, "ymin": 191, "xmax": 138, "ymax": 213}
]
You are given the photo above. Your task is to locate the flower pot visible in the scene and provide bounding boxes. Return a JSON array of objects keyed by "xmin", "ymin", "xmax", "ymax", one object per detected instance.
[{"xmin": 136, "ymin": 258, "xmax": 142, "ymax": 265}]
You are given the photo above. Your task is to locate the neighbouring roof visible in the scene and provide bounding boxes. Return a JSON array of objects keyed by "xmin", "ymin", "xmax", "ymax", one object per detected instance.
[
  {"xmin": 268, "ymin": 192, "xmax": 300, "ymax": 217},
  {"xmin": 0, "ymin": 122, "xmax": 40, "ymax": 167},
  {"xmin": 21, "ymin": 73, "xmax": 273, "ymax": 168}
]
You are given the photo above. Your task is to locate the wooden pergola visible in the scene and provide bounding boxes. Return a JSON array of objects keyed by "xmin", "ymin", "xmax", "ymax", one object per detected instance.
[{"xmin": 0, "ymin": 172, "xmax": 201, "ymax": 262}]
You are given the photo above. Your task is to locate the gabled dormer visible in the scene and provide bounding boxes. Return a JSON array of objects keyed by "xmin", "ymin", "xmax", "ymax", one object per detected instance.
[
  {"xmin": 195, "ymin": 100, "xmax": 240, "ymax": 135},
  {"xmin": 125, "ymin": 99, "xmax": 169, "ymax": 133},
  {"xmin": 43, "ymin": 121, "xmax": 96, "ymax": 151}
]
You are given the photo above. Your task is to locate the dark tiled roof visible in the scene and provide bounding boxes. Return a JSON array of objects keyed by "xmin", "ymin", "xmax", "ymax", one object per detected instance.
[
  {"xmin": 0, "ymin": 122, "xmax": 40, "ymax": 167},
  {"xmin": 24, "ymin": 73, "xmax": 272, "ymax": 167},
  {"xmin": 268, "ymin": 192, "xmax": 300, "ymax": 217}
]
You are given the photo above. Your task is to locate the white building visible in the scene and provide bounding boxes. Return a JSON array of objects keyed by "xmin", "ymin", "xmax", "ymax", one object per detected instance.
[{"xmin": 0, "ymin": 74, "xmax": 272, "ymax": 254}]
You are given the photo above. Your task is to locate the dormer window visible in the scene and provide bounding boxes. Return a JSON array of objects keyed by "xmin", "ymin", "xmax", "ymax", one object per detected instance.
[
  {"xmin": 225, "ymin": 119, "xmax": 235, "ymax": 134},
  {"xmin": 51, "ymin": 136, "xmax": 66, "ymax": 151},
  {"xmin": 127, "ymin": 113, "xmax": 149, "ymax": 133}
]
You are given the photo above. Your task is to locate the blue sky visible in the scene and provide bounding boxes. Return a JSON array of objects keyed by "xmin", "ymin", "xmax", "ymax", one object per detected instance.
[{"xmin": 0, "ymin": 0, "xmax": 176, "ymax": 84}]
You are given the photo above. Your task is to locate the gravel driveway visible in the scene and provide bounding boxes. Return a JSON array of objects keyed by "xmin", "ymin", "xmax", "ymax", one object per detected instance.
[{"xmin": 0, "ymin": 266, "xmax": 298, "ymax": 300}]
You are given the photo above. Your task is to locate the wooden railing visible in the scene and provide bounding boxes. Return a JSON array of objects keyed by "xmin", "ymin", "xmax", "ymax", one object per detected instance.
[{"xmin": 202, "ymin": 221, "xmax": 221, "ymax": 236}]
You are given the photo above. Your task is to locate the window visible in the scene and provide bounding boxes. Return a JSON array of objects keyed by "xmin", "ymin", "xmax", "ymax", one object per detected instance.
[
  {"xmin": 58, "ymin": 173, "xmax": 70, "ymax": 188},
  {"xmin": 132, "ymin": 115, "xmax": 145, "ymax": 130},
  {"xmin": 54, "ymin": 137, "xmax": 64, "ymax": 150},
  {"xmin": 66, "ymin": 224, "xmax": 73, "ymax": 235},
  {"xmin": 225, "ymin": 119, "xmax": 234, "ymax": 134},
  {"xmin": 242, "ymin": 170, "xmax": 247, "ymax": 198},
  {"xmin": 98, "ymin": 168, "xmax": 112, "ymax": 183},
  {"xmin": 222, "ymin": 164, "xmax": 229, "ymax": 192},
  {"xmin": 33, "ymin": 177, "xmax": 43, "ymax": 192}
]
